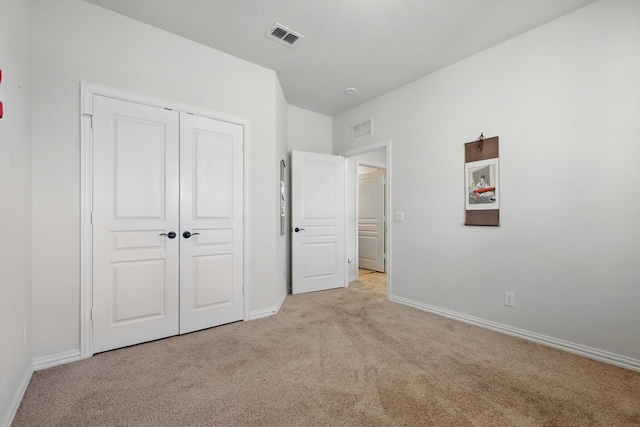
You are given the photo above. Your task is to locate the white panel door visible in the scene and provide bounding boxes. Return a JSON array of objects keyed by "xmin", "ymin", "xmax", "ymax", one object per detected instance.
[
  {"xmin": 291, "ymin": 150, "xmax": 346, "ymax": 294},
  {"xmin": 179, "ymin": 113, "xmax": 244, "ymax": 334},
  {"xmin": 358, "ymin": 168, "xmax": 385, "ymax": 272},
  {"xmin": 92, "ymin": 96, "xmax": 180, "ymax": 353}
]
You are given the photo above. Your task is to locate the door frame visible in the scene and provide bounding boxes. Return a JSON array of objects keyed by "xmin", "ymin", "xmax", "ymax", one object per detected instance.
[
  {"xmin": 80, "ymin": 82, "xmax": 252, "ymax": 359},
  {"xmin": 356, "ymin": 163, "xmax": 386, "ymax": 273},
  {"xmin": 342, "ymin": 140, "xmax": 392, "ymax": 300}
]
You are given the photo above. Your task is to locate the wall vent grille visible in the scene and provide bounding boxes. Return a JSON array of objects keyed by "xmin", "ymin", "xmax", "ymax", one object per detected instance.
[
  {"xmin": 266, "ymin": 23, "xmax": 304, "ymax": 48},
  {"xmin": 352, "ymin": 118, "xmax": 373, "ymax": 140}
]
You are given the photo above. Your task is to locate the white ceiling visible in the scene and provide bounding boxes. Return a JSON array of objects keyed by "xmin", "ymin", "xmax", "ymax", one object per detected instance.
[{"xmin": 85, "ymin": 0, "xmax": 595, "ymax": 116}]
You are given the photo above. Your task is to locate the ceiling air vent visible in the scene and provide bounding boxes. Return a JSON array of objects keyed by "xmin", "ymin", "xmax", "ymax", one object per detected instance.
[
  {"xmin": 266, "ymin": 23, "xmax": 304, "ymax": 48},
  {"xmin": 352, "ymin": 118, "xmax": 373, "ymax": 140}
]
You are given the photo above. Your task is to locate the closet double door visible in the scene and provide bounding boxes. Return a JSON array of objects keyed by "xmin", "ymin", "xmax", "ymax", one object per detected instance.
[{"xmin": 92, "ymin": 96, "xmax": 244, "ymax": 353}]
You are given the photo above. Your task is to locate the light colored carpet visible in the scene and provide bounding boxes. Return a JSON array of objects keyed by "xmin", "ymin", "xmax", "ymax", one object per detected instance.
[{"xmin": 13, "ymin": 276, "xmax": 640, "ymax": 426}]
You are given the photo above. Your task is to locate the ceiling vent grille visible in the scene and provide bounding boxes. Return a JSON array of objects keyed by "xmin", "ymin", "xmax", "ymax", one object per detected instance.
[
  {"xmin": 352, "ymin": 118, "xmax": 373, "ymax": 140},
  {"xmin": 266, "ymin": 23, "xmax": 304, "ymax": 48}
]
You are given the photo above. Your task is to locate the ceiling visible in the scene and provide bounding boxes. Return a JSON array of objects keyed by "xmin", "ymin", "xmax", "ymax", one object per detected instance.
[{"xmin": 85, "ymin": 0, "xmax": 595, "ymax": 116}]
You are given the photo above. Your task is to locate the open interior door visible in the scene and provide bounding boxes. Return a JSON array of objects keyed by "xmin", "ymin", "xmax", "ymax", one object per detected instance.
[{"xmin": 291, "ymin": 150, "xmax": 346, "ymax": 294}]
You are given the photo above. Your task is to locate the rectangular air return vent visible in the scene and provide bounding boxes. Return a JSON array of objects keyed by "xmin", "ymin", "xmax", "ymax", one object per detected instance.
[
  {"xmin": 352, "ymin": 118, "xmax": 373, "ymax": 140},
  {"xmin": 266, "ymin": 23, "xmax": 304, "ymax": 48}
]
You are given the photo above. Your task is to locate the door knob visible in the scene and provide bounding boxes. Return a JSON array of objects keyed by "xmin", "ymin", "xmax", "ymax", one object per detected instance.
[
  {"xmin": 294, "ymin": 227, "xmax": 305, "ymax": 232},
  {"xmin": 183, "ymin": 231, "xmax": 201, "ymax": 238},
  {"xmin": 159, "ymin": 231, "xmax": 176, "ymax": 239}
]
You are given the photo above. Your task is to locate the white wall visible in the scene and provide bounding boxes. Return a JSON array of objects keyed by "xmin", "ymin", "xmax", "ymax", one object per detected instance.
[
  {"xmin": 31, "ymin": 0, "xmax": 283, "ymax": 360},
  {"xmin": 334, "ymin": 0, "xmax": 640, "ymax": 364},
  {"xmin": 0, "ymin": 0, "xmax": 33, "ymax": 424},
  {"xmin": 287, "ymin": 105, "xmax": 332, "ymax": 154},
  {"xmin": 275, "ymin": 78, "xmax": 290, "ymax": 303}
]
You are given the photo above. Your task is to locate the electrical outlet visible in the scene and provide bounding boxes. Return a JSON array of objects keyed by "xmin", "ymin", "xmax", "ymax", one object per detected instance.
[
  {"xmin": 504, "ymin": 292, "xmax": 515, "ymax": 307},
  {"xmin": 394, "ymin": 211, "xmax": 405, "ymax": 222}
]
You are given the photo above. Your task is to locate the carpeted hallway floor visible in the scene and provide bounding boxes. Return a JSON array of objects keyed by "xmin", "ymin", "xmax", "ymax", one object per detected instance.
[{"xmin": 13, "ymin": 273, "xmax": 640, "ymax": 426}]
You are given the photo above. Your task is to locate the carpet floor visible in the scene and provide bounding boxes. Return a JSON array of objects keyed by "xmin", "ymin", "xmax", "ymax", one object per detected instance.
[{"xmin": 13, "ymin": 274, "xmax": 640, "ymax": 426}]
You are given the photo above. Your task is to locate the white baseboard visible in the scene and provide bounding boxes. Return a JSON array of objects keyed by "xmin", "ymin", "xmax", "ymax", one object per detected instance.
[
  {"xmin": 2, "ymin": 362, "xmax": 33, "ymax": 427},
  {"xmin": 391, "ymin": 295, "xmax": 640, "ymax": 372},
  {"xmin": 33, "ymin": 349, "xmax": 81, "ymax": 371},
  {"xmin": 249, "ymin": 291, "xmax": 288, "ymax": 320}
]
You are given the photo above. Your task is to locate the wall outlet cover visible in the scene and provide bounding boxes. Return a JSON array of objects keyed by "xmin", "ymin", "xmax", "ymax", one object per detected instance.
[{"xmin": 504, "ymin": 292, "xmax": 515, "ymax": 307}]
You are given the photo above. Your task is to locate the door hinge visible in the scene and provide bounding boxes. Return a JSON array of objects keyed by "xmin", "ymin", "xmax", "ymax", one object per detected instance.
[
  {"xmin": 90, "ymin": 308, "xmax": 93, "ymax": 321},
  {"xmin": 89, "ymin": 114, "xmax": 94, "ymax": 130},
  {"xmin": 90, "ymin": 211, "xmax": 94, "ymax": 225}
]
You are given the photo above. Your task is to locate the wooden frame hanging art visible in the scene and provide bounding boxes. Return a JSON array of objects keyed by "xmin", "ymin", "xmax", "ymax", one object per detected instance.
[{"xmin": 465, "ymin": 134, "xmax": 499, "ymax": 226}]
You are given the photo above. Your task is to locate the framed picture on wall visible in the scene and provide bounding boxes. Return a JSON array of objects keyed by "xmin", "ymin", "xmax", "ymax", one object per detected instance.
[{"xmin": 465, "ymin": 158, "xmax": 499, "ymax": 210}]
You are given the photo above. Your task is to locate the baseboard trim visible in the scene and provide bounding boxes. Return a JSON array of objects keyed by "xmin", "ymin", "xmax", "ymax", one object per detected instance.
[
  {"xmin": 33, "ymin": 350, "xmax": 81, "ymax": 371},
  {"xmin": 249, "ymin": 291, "xmax": 288, "ymax": 320},
  {"xmin": 2, "ymin": 362, "xmax": 33, "ymax": 427},
  {"xmin": 390, "ymin": 295, "xmax": 640, "ymax": 372}
]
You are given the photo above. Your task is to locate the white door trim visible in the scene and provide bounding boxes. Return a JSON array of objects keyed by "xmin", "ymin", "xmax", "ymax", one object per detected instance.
[
  {"xmin": 80, "ymin": 82, "xmax": 252, "ymax": 358},
  {"xmin": 341, "ymin": 140, "xmax": 392, "ymax": 301}
]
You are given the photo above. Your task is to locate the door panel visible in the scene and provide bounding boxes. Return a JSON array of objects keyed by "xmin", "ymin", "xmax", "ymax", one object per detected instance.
[
  {"xmin": 112, "ymin": 259, "xmax": 166, "ymax": 323},
  {"xmin": 358, "ymin": 168, "xmax": 385, "ymax": 272},
  {"xmin": 292, "ymin": 151, "xmax": 346, "ymax": 294},
  {"xmin": 194, "ymin": 254, "xmax": 233, "ymax": 307},
  {"xmin": 179, "ymin": 113, "xmax": 244, "ymax": 334},
  {"xmin": 92, "ymin": 96, "xmax": 180, "ymax": 354},
  {"xmin": 114, "ymin": 120, "xmax": 167, "ymax": 218}
]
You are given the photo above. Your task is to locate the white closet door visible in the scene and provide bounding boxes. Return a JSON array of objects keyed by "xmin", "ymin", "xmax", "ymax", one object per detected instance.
[
  {"xmin": 179, "ymin": 113, "xmax": 244, "ymax": 334},
  {"xmin": 92, "ymin": 96, "xmax": 180, "ymax": 353}
]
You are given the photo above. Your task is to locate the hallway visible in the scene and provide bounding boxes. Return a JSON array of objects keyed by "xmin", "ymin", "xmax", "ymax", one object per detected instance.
[{"xmin": 354, "ymin": 269, "xmax": 387, "ymax": 297}]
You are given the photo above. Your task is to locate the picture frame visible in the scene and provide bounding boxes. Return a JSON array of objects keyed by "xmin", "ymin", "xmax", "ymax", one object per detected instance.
[{"xmin": 465, "ymin": 157, "xmax": 499, "ymax": 211}]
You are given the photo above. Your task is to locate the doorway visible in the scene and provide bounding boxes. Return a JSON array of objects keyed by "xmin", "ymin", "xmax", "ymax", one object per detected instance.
[
  {"xmin": 358, "ymin": 165, "xmax": 386, "ymax": 273},
  {"xmin": 343, "ymin": 141, "xmax": 392, "ymax": 299},
  {"xmin": 80, "ymin": 83, "xmax": 251, "ymax": 357}
]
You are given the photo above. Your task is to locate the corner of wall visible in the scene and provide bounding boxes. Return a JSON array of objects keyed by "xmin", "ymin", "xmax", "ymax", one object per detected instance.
[{"xmin": 0, "ymin": 0, "xmax": 34, "ymax": 424}]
